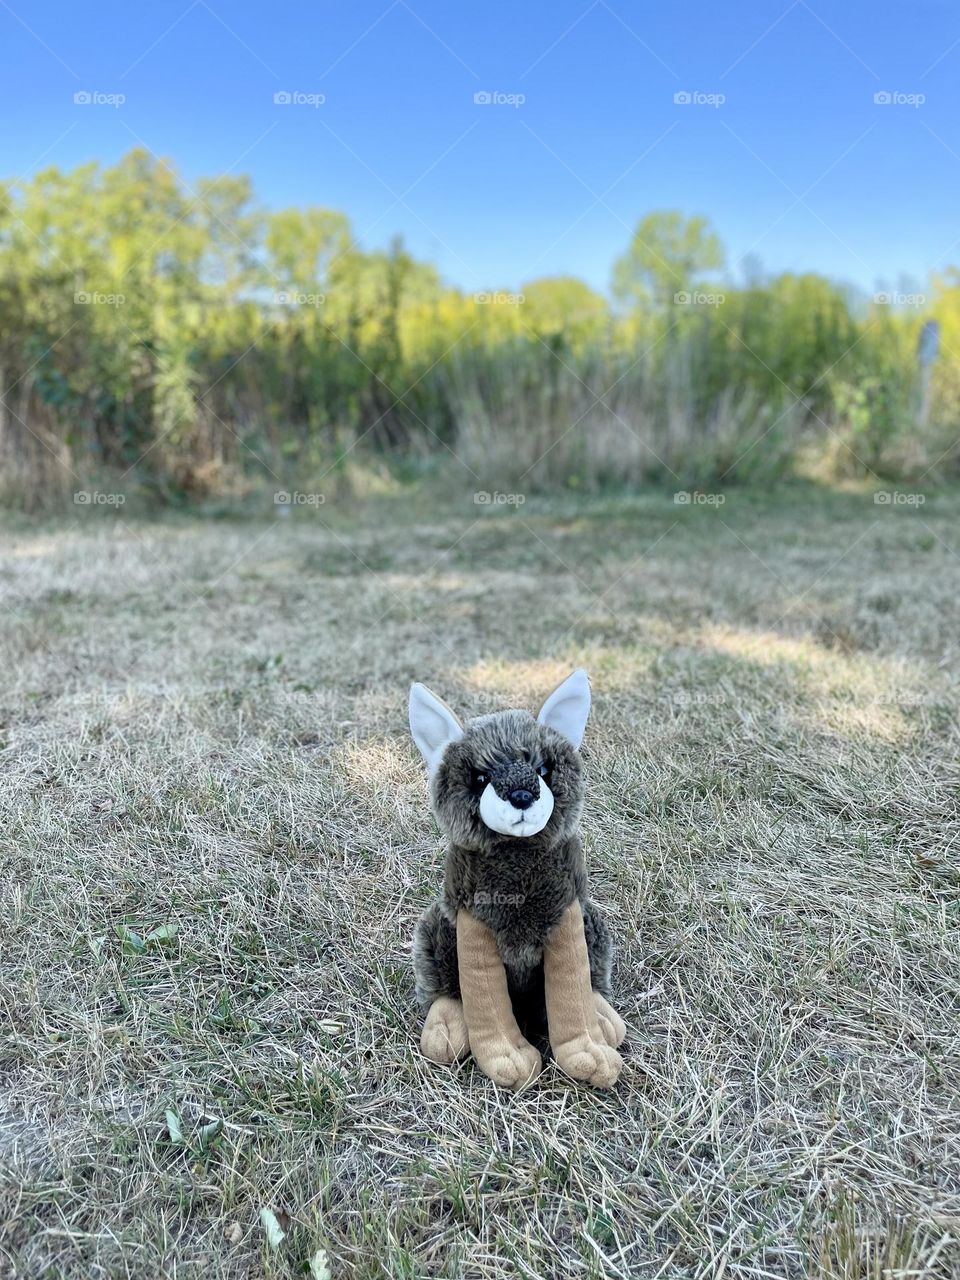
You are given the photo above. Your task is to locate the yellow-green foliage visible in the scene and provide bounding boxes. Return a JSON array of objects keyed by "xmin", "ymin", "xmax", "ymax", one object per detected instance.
[{"xmin": 0, "ymin": 150, "xmax": 957, "ymax": 504}]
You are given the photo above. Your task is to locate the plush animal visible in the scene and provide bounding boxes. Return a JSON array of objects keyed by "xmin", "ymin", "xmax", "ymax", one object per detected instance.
[{"xmin": 409, "ymin": 670, "xmax": 625, "ymax": 1089}]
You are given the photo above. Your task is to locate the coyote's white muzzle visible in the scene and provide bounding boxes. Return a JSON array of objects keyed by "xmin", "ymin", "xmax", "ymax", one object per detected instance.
[{"xmin": 479, "ymin": 780, "xmax": 555, "ymax": 837}]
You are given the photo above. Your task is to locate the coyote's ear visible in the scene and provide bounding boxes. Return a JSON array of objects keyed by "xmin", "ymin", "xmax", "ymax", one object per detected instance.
[
  {"xmin": 537, "ymin": 668, "xmax": 591, "ymax": 750},
  {"xmin": 409, "ymin": 682, "xmax": 464, "ymax": 774}
]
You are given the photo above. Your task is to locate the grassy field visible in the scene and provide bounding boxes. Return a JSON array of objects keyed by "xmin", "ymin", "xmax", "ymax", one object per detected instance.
[{"xmin": 1, "ymin": 482, "xmax": 959, "ymax": 1279}]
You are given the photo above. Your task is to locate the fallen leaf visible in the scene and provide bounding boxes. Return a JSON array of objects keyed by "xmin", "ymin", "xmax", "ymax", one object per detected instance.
[
  {"xmin": 260, "ymin": 1207, "xmax": 286, "ymax": 1250},
  {"xmin": 197, "ymin": 1118, "xmax": 223, "ymax": 1152},
  {"xmin": 164, "ymin": 1110, "xmax": 183, "ymax": 1144},
  {"xmin": 145, "ymin": 923, "xmax": 179, "ymax": 946},
  {"xmin": 115, "ymin": 924, "xmax": 145, "ymax": 954},
  {"xmin": 308, "ymin": 1246, "xmax": 332, "ymax": 1279}
]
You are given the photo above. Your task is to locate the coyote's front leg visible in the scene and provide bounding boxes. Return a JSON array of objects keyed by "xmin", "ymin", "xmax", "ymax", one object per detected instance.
[
  {"xmin": 456, "ymin": 911, "xmax": 542, "ymax": 1090},
  {"xmin": 544, "ymin": 900, "xmax": 623, "ymax": 1087}
]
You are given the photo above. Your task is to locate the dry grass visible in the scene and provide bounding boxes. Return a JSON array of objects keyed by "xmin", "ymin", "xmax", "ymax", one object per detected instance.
[{"xmin": 1, "ymin": 482, "xmax": 959, "ymax": 1279}]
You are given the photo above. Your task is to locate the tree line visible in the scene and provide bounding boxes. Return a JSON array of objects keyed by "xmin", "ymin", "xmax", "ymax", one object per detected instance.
[{"xmin": 1, "ymin": 149, "xmax": 957, "ymax": 506}]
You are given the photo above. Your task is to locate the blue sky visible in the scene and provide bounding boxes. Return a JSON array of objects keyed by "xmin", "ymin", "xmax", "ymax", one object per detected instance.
[{"xmin": 2, "ymin": 0, "xmax": 958, "ymax": 297}]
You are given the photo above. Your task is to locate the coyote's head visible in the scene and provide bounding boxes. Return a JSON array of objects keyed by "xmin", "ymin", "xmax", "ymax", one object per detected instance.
[{"xmin": 408, "ymin": 670, "xmax": 590, "ymax": 851}]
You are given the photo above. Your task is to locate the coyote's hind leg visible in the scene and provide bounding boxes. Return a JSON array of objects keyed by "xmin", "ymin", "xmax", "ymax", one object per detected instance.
[{"xmin": 414, "ymin": 902, "xmax": 469, "ymax": 1064}]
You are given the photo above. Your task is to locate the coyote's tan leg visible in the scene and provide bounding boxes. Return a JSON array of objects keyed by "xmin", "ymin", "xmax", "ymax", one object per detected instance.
[
  {"xmin": 456, "ymin": 911, "xmax": 542, "ymax": 1090},
  {"xmin": 544, "ymin": 900, "xmax": 623, "ymax": 1087},
  {"xmin": 420, "ymin": 996, "xmax": 470, "ymax": 1064}
]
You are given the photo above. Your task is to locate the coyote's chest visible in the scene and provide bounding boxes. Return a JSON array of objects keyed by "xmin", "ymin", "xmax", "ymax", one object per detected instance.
[{"xmin": 468, "ymin": 847, "xmax": 579, "ymax": 965}]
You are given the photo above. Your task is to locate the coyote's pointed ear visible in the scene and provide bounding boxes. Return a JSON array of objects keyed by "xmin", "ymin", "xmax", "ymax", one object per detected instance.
[
  {"xmin": 537, "ymin": 668, "xmax": 591, "ymax": 750},
  {"xmin": 409, "ymin": 682, "xmax": 464, "ymax": 774}
]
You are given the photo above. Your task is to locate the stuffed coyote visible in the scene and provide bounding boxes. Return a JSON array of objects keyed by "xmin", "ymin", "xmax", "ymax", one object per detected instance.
[{"xmin": 409, "ymin": 670, "xmax": 625, "ymax": 1089}]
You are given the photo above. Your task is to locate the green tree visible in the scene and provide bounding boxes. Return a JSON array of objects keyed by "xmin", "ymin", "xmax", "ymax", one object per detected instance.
[
  {"xmin": 266, "ymin": 207, "xmax": 351, "ymax": 294},
  {"xmin": 520, "ymin": 275, "xmax": 609, "ymax": 345},
  {"xmin": 612, "ymin": 210, "xmax": 724, "ymax": 309}
]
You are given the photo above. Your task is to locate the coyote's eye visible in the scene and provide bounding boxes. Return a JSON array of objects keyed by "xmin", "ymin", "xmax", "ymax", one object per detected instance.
[
  {"xmin": 470, "ymin": 769, "xmax": 489, "ymax": 794},
  {"xmin": 537, "ymin": 763, "xmax": 551, "ymax": 781}
]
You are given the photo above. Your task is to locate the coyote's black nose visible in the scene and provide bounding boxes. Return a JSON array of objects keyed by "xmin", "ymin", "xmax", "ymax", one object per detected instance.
[{"xmin": 509, "ymin": 788, "xmax": 534, "ymax": 810}]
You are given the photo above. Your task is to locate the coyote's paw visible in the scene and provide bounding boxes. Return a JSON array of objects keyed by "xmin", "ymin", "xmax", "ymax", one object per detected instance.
[
  {"xmin": 552, "ymin": 1031, "xmax": 622, "ymax": 1088},
  {"xmin": 593, "ymin": 993, "xmax": 627, "ymax": 1047},
  {"xmin": 420, "ymin": 997, "xmax": 470, "ymax": 1065},
  {"xmin": 471, "ymin": 1035, "xmax": 542, "ymax": 1090}
]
